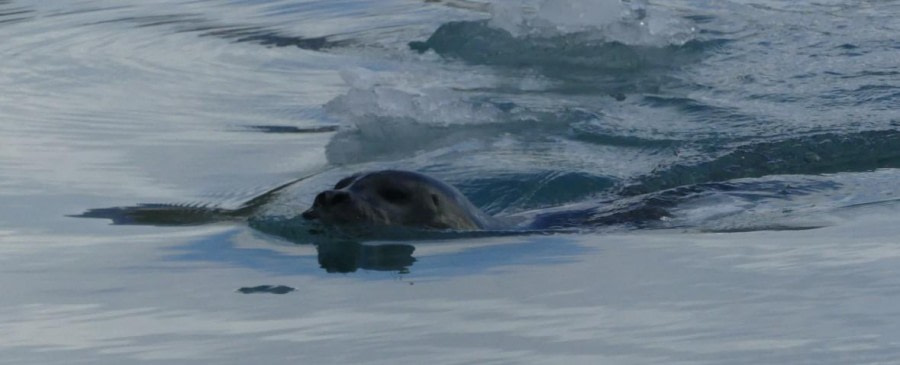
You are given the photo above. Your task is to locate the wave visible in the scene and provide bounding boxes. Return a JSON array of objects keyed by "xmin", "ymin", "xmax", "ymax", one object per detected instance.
[
  {"xmin": 623, "ymin": 129, "xmax": 900, "ymax": 196},
  {"xmin": 487, "ymin": 0, "xmax": 695, "ymax": 44},
  {"xmin": 450, "ymin": 171, "xmax": 616, "ymax": 215},
  {"xmin": 410, "ymin": 0, "xmax": 704, "ymax": 77},
  {"xmin": 0, "ymin": 1, "xmax": 34, "ymax": 27},
  {"xmin": 410, "ymin": 20, "xmax": 713, "ymax": 72},
  {"xmin": 97, "ymin": 13, "xmax": 348, "ymax": 50}
]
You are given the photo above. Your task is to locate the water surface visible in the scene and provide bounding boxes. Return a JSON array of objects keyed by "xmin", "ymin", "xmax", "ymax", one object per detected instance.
[{"xmin": 1, "ymin": 0, "xmax": 899, "ymax": 363}]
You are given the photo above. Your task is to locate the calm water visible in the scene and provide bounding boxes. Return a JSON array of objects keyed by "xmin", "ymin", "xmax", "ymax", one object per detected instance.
[{"xmin": 2, "ymin": 0, "xmax": 899, "ymax": 363}]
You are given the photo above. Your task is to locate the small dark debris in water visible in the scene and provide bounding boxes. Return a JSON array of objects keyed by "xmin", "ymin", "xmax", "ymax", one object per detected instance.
[
  {"xmin": 702, "ymin": 225, "xmax": 823, "ymax": 233},
  {"xmin": 492, "ymin": 101, "xmax": 517, "ymax": 112},
  {"xmin": 249, "ymin": 125, "xmax": 339, "ymax": 134},
  {"xmin": 237, "ymin": 285, "xmax": 295, "ymax": 294},
  {"xmin": 610, "ymin": 93, "xmax": 626, "ymax": 101}
]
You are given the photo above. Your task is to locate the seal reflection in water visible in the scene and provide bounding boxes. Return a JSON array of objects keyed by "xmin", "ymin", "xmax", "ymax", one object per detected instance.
[{"xmin": 302, "ymin": 170, "xmax": 493, "ymax": 230}]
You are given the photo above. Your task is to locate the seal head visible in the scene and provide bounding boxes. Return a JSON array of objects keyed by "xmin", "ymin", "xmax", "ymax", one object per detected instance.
[{"xmin": 302, "ymin": 170, "xmax": 489, "ymax": 230}]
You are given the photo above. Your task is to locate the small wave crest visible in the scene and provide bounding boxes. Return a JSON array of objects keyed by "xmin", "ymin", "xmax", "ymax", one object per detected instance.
[
  {"xmin": 322, "ymin": 68, "xmax": 561, "ymax": 164},
  {"xmin": 411, "ymin": 0, "xmax": 702, "ymax": 74},
  {"xmin": 410, "ymin": 20, "xmax": 709, "ymax": 72},
  {"xmin": 623, "ymin": 130, "xmax": 900, "ymax": 196},
  {"xmin": 451, "ymin": 171, "xmax": 616, "ymax": 215},
  {"xmin": 488, "ymin": 0, "xmax": 695, "ymax": 46},
  {"xmin": 324, "ymin": 69, "xmax": 507, "ymax": 127}
]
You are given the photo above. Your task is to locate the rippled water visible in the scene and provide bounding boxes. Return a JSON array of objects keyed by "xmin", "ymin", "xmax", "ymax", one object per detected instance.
[{"xmin": 2, "ymin": 0, "xmax": 899, "ymax": 363}]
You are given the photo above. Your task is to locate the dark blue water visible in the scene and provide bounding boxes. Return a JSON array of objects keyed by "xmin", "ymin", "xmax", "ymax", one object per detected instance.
[{"xmin": 2, "ymin": 0, "xmax": 900, "ymax": 363}]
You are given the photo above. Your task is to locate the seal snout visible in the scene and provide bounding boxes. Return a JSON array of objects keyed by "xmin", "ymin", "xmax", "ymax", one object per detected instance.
[
  {"xmin": 314, "ymin": 190, "xmax": 350, "ymax": 207},
  {"xmin": 301, "ymin": 209, "xmax": 318, "ymax": 220},
  {"xmin": 303, "ymin": 190, "xmax": 353, "ymax": 221}
]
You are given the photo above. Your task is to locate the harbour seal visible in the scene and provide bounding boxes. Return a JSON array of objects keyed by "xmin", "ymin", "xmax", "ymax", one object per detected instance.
[{"xmin": 301, "ymin": 170, "xmax": 494, "ymax": 230}]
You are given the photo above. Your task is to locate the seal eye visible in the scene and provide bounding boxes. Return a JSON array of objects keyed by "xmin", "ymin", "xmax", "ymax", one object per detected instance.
[{"xmin": 379, "ymin": 188, "xmax": 409, "ymax": 203}]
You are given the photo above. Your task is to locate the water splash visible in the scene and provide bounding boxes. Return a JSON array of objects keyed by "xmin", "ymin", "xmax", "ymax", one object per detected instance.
[
  {"xmin": 324, "ymin": 68, "xmax": 507, "ymax": 127},
  {"xmin": 488, "ymin": 0, "xmax": 695, "ymax": 46}
]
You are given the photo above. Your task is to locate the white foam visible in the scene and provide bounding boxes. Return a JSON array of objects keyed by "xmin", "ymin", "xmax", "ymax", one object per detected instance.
[
  {"xmin": 488, "ymin": 0, "xmax": 695, "ymax": 46},
  {"xmin": 324, "ymin": 67, "xmax": 515, "ymax": 127}
]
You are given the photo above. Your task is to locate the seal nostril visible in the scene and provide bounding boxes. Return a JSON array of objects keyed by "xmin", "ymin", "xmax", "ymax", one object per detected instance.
[{"xmin": 314, "ymin": 192, "xmax": 327, "ymax": 207}]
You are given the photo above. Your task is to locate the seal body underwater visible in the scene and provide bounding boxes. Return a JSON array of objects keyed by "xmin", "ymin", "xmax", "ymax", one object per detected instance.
[{"xmin": 302, "ymin": 170, "xmax": 495, "ymax": 230}]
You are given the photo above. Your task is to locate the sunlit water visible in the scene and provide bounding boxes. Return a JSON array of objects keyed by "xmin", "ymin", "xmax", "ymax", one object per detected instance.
[{"xmin": 1, "ymin": 0, "xmax": 899, "ymax": 363}]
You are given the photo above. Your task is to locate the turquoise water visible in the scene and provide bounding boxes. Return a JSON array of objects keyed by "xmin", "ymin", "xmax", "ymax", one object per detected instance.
[{"xmin": 2, "ymin": 0, "xmax": 899, "ymax": 363}]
